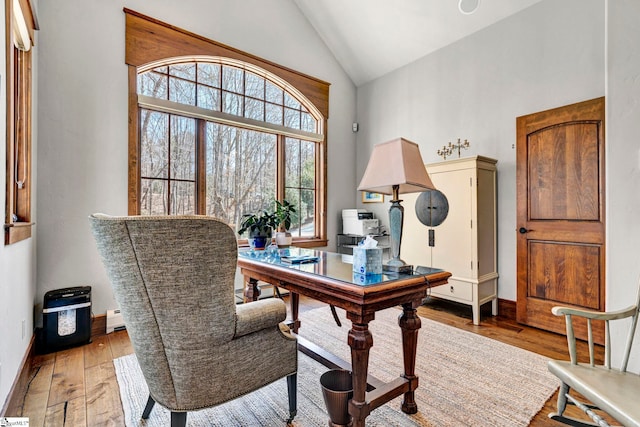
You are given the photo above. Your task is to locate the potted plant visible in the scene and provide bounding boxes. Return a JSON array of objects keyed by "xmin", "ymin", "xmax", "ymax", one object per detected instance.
[
  {"xmin": 273, "ymin": 199, "xmax": 296, "ymax": 248},
  {"xmin": 238, "ymin": 210, "xmax": 278, "ymax": 250}
]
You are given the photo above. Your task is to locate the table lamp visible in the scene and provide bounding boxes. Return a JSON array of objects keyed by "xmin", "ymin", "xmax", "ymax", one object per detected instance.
[{"xmin": 357, "ymin": 138, "xmax": 436, "ymax": 273}]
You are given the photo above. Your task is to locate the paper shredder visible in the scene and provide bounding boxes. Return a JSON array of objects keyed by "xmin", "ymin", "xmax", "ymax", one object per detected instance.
[{"xmin": 43, "ymin": 286, "xmax": 92, "ymax": 352}]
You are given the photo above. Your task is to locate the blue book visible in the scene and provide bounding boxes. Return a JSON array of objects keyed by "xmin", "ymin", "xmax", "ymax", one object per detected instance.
[{"xmin": 280, "ymin": 255, "xmax": 319, "ymax": 264}]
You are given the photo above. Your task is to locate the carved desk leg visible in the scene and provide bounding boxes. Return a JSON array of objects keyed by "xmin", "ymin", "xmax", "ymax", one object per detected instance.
[
  {"xmin": 288, "ymin": 292, "xmax": 301, "ymax": 333},
  {"xmin": 348, "ymin": 322, "xmax": 373, "ymax": 427},
  {"xmin": 243, "ymin": 276, "xmax": 260, "ymax": 302},
  {"xmin": 399, "ymin": 303, "xmax": 421, "ymax": 414}
]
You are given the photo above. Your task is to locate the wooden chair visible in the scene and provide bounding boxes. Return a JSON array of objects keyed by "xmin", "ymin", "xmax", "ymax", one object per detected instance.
[
  {"xmin": 548, "ymin": 282, "xmax": 640, "ymax": 427},
  {"xmin": 89, "ymin": 214, "xmax": 298, "ymax": 427}
]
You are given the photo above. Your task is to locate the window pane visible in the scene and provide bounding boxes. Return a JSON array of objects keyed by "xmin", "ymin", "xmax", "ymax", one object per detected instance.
[
  {"xmin": 197, "ymin": 86, "xmax": 221, "ymax": 111},
  {"xmin": 170, "ymin": 116, "xmax": 196, "ymax": 180},
  {"xmin": 205, "ymin": 123, "xmax": 276, "ymax": 231},
  {"xmin": 284, "ymin": 188, "xmax": 301, "ymax": 237},
  {"xmin": 222, "ymin": 92, "xmax": 243, "ymax": 116},
  {"xmin": 152, "ymin": 66, "xmax": 168, "ymax": 74},
  {"xmin": 141, "ymin": 178, "xmax": 168, "ymax": 215},
  {"xmin": 140, "ymin": 110, "xmax": 169, "ymax": 179},
  {"xmin": 222, "ymin": 65, "xmax": 244, "ymax": 93},
  {"xmin": 169, "ymin": 63, "xmax": 196, "ymax": 80},
  {"xmin": 284, "ymin": 92, "xmax": 300, "ymax": 109},
  {"xmin": 138, "ymin": 71, "xmax": 168, "ymax": 99},
  {"xmin": 265, "ymin": 103, "xmax": 283, "ymax": 125},
  {"xmin": 285, "ymin": 138, "xmax": 315, "ymax": 193},
  {"xmin": 285, "ymin": 188, "xmax": 315, "ymax": 237},
  {"xmin": 299, "ymin": 189, "xmax": 315, "ymax": 237},
  {"xmin": 245, "ymin": 97, "xmax": 265, "ymax": 121},
  {"xmin": 169, "ymin": 76, "xmax": 196, "ymax": 105},
  {"xmin": 197, "ymin": 63, "xmax": 220, "ymax": 87},
  {"xmin": 171, "ymin": 181, "xmax": 195, "ymax": 215},
  {"xmin": 245, "ymin": 72, "xmax": 265, "ymax": 100},
  {"xmin": 301, "ymin": 112, "xmax": 316, "ymax": 133},
  {"xmin": 300, "ymin": 140, "xmax": 316, "ymax": 188},
  {"xmin": 284, "ymin": 108, "xmax": 301, "ymax": 129},
  {"xmin": 285, "ymin": 138, "xmax": 300, "ymax": 188},
  {"xmin": 265, "ymin": 81, "xmax": 283, "ymax": 104},
  {"xmin": 205, "ymin": 123, "xmax": 232, "ymax": 221}
]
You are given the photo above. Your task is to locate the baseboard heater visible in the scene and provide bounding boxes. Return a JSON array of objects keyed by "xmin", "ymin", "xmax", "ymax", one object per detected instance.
[{"xmin": 106, "ymin": 308, "xmax": 126, "ymax": 334}]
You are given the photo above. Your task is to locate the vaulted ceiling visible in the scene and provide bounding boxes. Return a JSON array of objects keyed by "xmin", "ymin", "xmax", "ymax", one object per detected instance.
[{"xmin": 293, "ymin": 0, "xmax": 543, "ymax": 86}]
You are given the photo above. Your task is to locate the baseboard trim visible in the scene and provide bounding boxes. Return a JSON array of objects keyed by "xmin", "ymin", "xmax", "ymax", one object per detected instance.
[
  {"xmin": 498, "ymin": 298, "xmax": 516, "ymax": 321},
  {"xmin": 92, "ymin": 313, "xmax": 106, "ymax": 337},
  {"xmin": 1, "ymin": 314, "xmax": 107, "ymax": 416},
  {"xmin": 0, "ymin": 336, "xmax": 35, "ymax": 417}
]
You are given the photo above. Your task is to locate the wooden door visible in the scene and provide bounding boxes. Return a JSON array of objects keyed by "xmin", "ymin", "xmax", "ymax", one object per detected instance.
[{"xmin": 516, "ymin": 97, "xmax": 605, "ymax": 344}]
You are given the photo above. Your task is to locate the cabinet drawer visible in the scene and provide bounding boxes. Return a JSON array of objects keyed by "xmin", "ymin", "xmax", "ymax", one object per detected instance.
[{"xmin": 430, "ymin": 280, "xmax": 472, "ymax": 302}]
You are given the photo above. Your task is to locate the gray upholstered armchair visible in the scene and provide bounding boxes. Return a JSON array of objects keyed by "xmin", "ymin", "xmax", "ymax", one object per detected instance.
[{"xmin": 89, "ymin": 214, "xmax": 298, "ymax": 427}]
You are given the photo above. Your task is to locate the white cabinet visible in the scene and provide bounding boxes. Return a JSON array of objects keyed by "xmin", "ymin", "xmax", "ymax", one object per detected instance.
[{"xmin": 402, "ymin": 156, "xmax": 498, "ymax": 325}]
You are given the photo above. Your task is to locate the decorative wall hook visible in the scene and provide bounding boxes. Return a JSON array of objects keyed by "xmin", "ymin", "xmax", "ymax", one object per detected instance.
[{"xmin": 437, "ymin": 138, "xmax": 470, "ymax": 160}]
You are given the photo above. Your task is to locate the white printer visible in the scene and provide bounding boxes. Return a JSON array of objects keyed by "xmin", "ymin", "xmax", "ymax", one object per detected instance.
[{"xmin": 342, "ymin": 209, "xmax": 379, "ymax": 236}]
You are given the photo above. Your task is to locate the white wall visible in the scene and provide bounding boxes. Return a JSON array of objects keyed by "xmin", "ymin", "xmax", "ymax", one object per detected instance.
[
  {"xmin": 0, "ymin": 1, "xmax": 39, "ymax": 409},
  {"xmin": 606, "ymin": 0, "xmax": 640, "ymax": 370},
  {"xmin": 35, "ymin": 0, "xmax": 357, "ymax": 316},
  {"xmin": 355, "ymin": 0, "xmax": 605, "ymax": 301}
]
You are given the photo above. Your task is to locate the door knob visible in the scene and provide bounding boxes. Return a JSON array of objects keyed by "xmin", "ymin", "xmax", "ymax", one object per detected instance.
[{"xmin": 518, "ymin": 227, "xmax": 529, "ymax": 234}]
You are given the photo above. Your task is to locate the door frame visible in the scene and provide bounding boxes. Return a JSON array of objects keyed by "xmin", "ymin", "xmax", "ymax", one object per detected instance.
[{"xmin": 516, "ymin": 97, "xmax": 606, "ymax": 343}]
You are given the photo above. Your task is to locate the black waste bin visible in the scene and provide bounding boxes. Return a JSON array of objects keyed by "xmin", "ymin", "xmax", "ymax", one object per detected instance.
[{"xmin": 43, "ymin": 286, "xmax": 92, "ymax": 352}]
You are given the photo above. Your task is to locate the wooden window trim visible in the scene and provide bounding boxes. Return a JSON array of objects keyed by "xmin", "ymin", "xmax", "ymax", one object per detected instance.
[
  {"xmin": 5, "ymin": 0, "xmax": 37, "ymax": 245},
  {"xmin": 125, "ymin": 9, "xmax": 329, "ymax": 245}
]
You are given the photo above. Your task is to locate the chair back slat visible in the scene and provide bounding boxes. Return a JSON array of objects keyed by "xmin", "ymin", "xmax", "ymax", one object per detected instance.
[
  {"xmin": 605, "ymin": 319, "xmax": 611, "ymax": 369},
  {"xmin": 566, "ymin": 314, "xmax": 578, "ymax": 364},
  {"xmin": 620, "ymin": 282, "xmax": 640, "ymax": 372},
  {"xmin": 586, "ymin": 318, "xmax": 595, "ymax": 367}
]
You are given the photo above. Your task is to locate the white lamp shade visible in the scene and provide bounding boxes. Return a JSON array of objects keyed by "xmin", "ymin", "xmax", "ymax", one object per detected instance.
[{"xmin": 357, "ymin": 137, "xmax": 436, "ymax": 195}]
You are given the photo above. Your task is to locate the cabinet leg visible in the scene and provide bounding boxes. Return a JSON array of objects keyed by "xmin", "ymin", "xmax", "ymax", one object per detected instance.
[
  {"xmin": 472, "ymin": 303, "xmax": 479, "ymax": 325},
  {"xmin": 492, "ymin": 298, "xmax": 498, "ymax": 316}
]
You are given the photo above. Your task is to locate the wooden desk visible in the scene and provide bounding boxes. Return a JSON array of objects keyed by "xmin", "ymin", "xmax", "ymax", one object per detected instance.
[{"xmin": 238, "ymin": 248, "xmax": 450, "ymax": 426}]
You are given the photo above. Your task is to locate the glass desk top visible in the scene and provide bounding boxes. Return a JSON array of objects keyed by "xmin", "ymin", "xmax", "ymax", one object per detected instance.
[{"xmin": 238, "ymin": 246, "xmax": 443, "ymax": 287}]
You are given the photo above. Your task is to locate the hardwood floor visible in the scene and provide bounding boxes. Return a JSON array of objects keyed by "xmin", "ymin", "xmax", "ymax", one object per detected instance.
[{"xmin": 13, "ymin": 295, "xmax": 612, "ymax": 426}]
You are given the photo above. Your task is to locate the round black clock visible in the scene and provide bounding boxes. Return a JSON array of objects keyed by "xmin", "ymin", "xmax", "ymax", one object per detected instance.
[{"xmin": 415, "ymin": 189, "xmax": 449, "ymax": 227}]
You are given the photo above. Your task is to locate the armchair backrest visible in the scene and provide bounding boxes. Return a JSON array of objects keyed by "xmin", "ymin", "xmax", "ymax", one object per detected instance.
[
  {"xmin": 553, "ymin": 279, "xmax": 640, "ymax": 371},
  {"xmin": 89, "ymin": 214, "xmax": 238, "ymax": 407}
]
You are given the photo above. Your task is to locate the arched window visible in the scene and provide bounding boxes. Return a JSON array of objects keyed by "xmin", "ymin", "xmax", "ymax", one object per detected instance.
[{"xmin": 126, "ymin": 9, "xmax": 329, "ymax": 245}]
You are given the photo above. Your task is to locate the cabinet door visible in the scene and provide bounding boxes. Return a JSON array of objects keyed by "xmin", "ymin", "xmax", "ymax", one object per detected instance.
[
  {"xmin": 429, "ymin": 168, "xmax": 474, "ymax": 279},
  {"xmin": 401, "ymin": 167, "xmax": 474, "ymax": 277},
  {"xmin": 401, "ymin": 192, "xmax": 432, "ymax": 268}
]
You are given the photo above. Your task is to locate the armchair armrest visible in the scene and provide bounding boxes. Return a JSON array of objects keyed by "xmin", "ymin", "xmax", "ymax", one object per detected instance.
[{"xmin": 234, "ymin": 298, "xmax": 287, "ymax": 338}]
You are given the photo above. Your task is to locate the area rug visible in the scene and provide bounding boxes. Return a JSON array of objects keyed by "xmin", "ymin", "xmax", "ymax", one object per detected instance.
[{"xmin": 114, "ymin": 306, "xmax": 559, "ymax": 426}]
